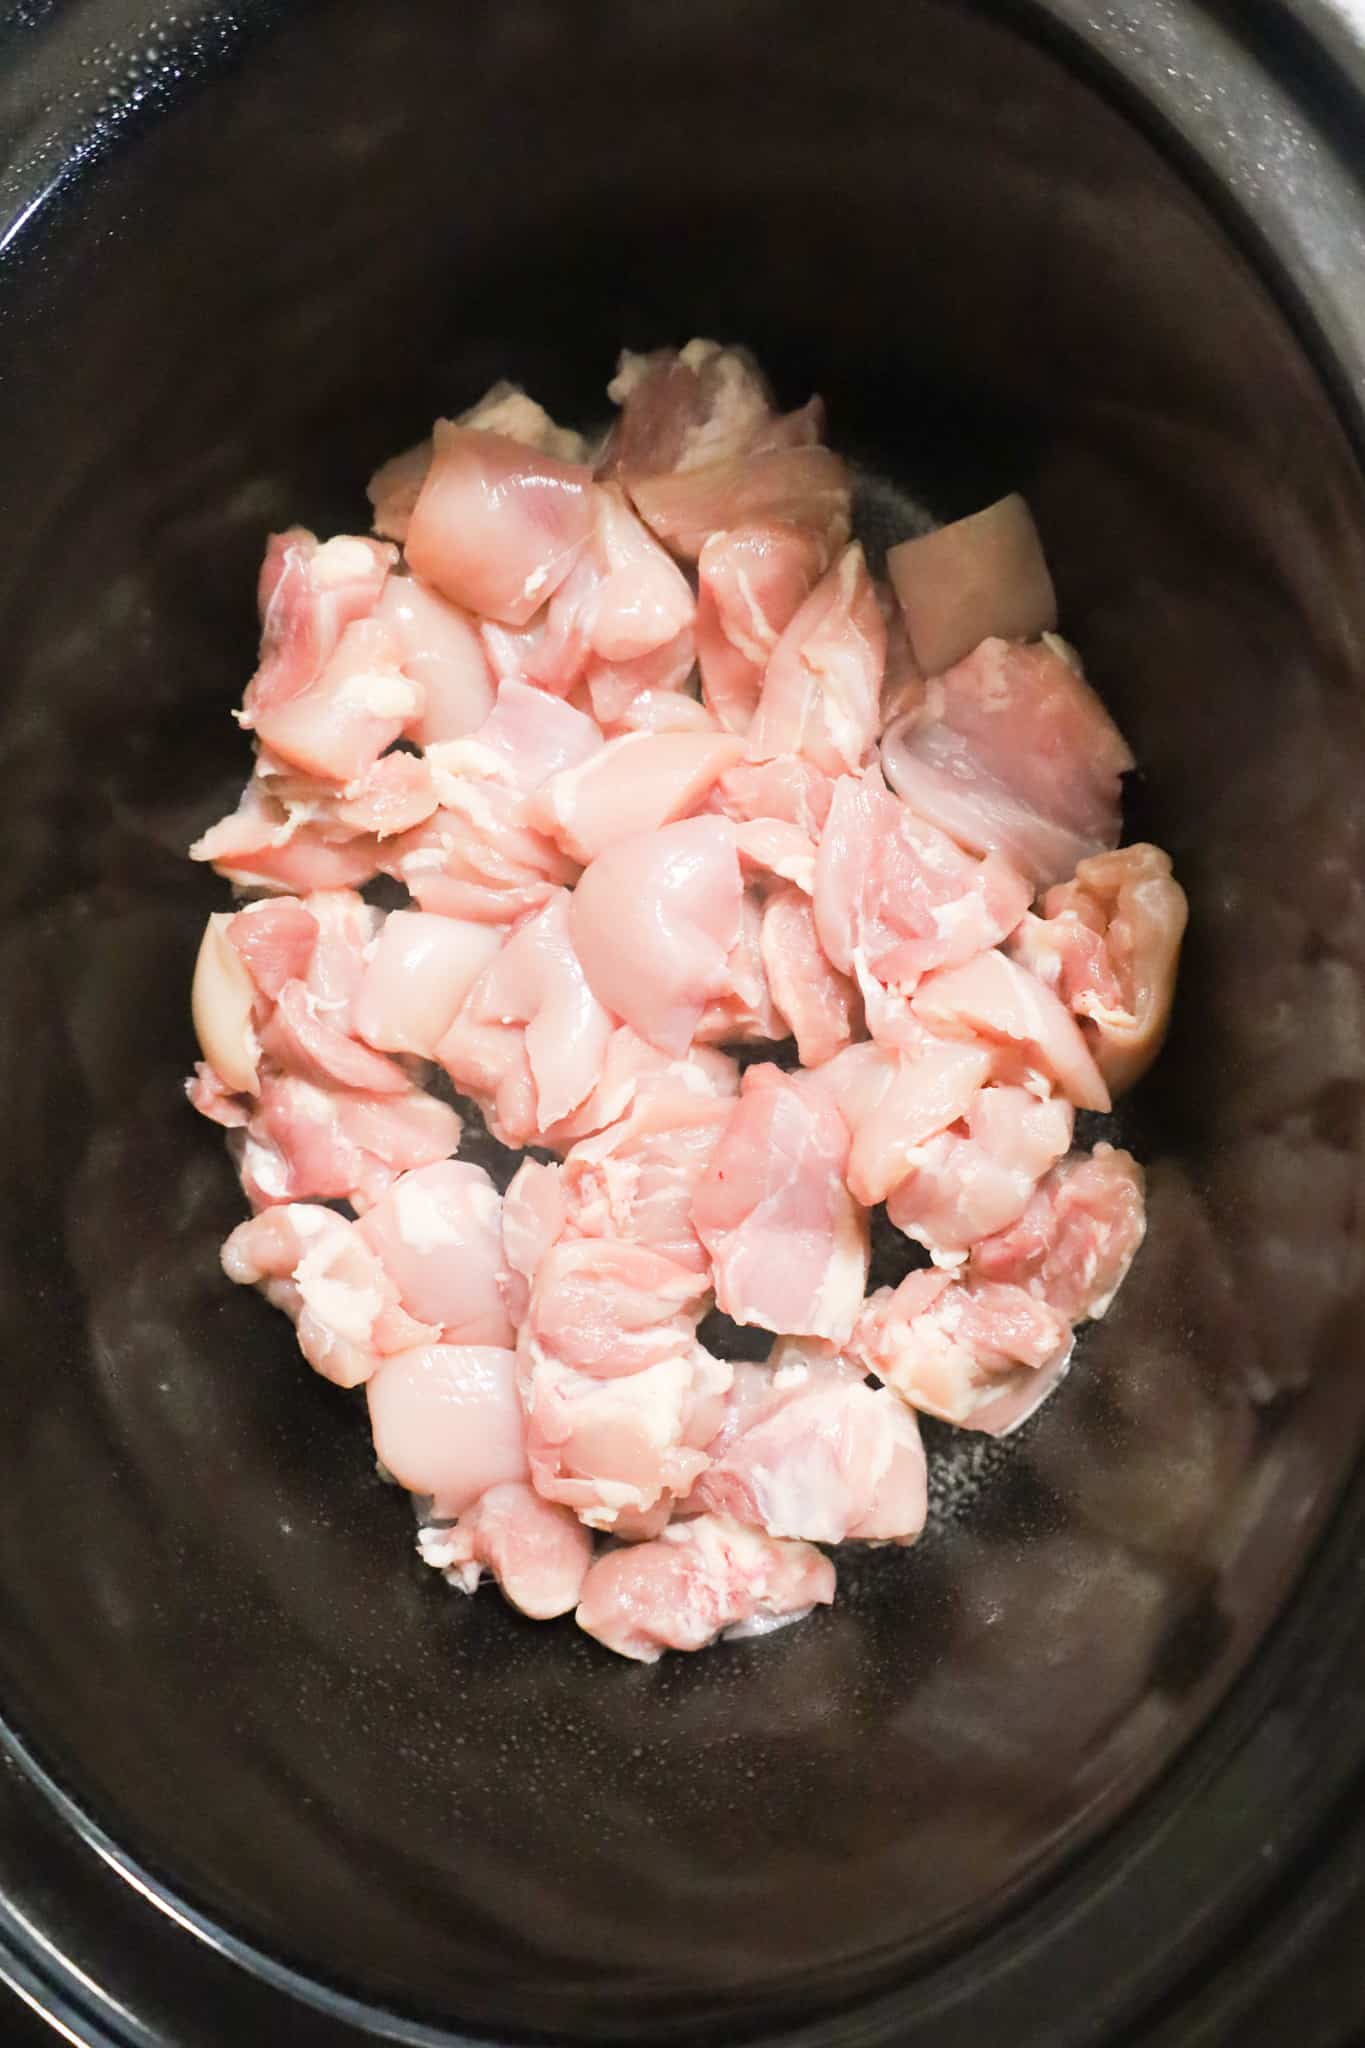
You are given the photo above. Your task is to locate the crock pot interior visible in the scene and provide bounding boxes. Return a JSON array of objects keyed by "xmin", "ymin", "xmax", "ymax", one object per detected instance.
[{"xmin": 1, "ymin": 0, "xmax": 1364, "ymax": 2039}]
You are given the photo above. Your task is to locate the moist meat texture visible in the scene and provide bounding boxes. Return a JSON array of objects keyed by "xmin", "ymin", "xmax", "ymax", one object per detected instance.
[{"xmin": 187, "ymin": 341, "xmax": 1184, "ymax": 1659}]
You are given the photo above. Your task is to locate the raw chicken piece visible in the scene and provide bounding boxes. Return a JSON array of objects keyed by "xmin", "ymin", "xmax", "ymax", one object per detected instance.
[
  {"xmin": 694, "ymin": 888, "xmax": 787, "ymax": 1045},
  {"xmin": 367, "ymin": 442, "xmax": 432, "ymax": 544},
  {"xmin": 357, "ymin": 1161, "xmax": 514, "ymax": 1346},
  {"xmin": 629, "ymin": 446, "xmax": 851, "ymax": 563},
  {"xmin": 192, "ymin": 912, "xmax": 261, "ymax": 1095},
  {"xmin": 367, "ymin": 1344, "xmax": 529, "ymax": 1518},
  {"xmin": 813, "ymin": 767, "xmax": 1031, "ymax": 993},
  {"xmin": 539, "ymin": 1035, "xmax": 738, "ymax": 1153},
  {"xmin": 601, "ymin": 340, "xmax": 778, "ymax": 479},
  {"xmin": 696, "ymin": 1345, "xmax": 927, "ymax": 1544},
  {"xmin": 500, "ymin": 1157, "xmax": 568, "ymax": 1324},
  {"xmin": 352, "ymin": 911, "xmax": 503, "ymax": 1060},
  {"xmin": 456, "ymin": 380, "xmax": 591, "ymax": 464},
  {"xmin": 696, "ymin": 521, "xmax": 830, "ymax": 731},
  {"xmin": 748, "ymin": 544, "xmax": 886, "ymax": 776},
  {"xmin": 604, "ymin": 687, "xmax": 720, "ymax": 736},
  {"xmin": 760, "ymin": 888, "xmax": 860, "ymax": 1066},
  {"xmin": 557, "ymin": 1055, "xmax": 740, "ymax": 1272},
  {"xmin": 298, "ymin": 888, "xmax": 380, "ymax": 1027},
  {"xmin": 575, "ymin": 1513, "xmax": 835, "ymax": 1662},
  {"xmin": 242, "ymin": 529, "xmax": 395, "ymax": 729},
  {"xmin": 235, "ymin": 1071, "xmax": 461, "ymax": 1212},
  {"xmin": 853, "ymin": 1269, "xmax": 1074, "ymax": 1436},
  {"xmin": 886, "ymin": 1084, "xmax": 1074, "ymax": 1263},
  {"xmin": 821, "ymin": 1035, "xmax": 996, "ymax": 1205},
  {"xmin": 692, "ymin": 1063, "xmax": 869, "ymax": 1341},
  {"xmin": 880, "ymin": 634, "xmax": 1134, "ymax": 892},
  {"xmin": 970, "ymin": 1144, "xmax": 1147, "ymax": 1321},
  {"xmin": 221, "ymin": 1202, "xmax": 435, "ymax": 1387},
  {"xmin": 713, "ymin": 755, "xmax": 835, "ymax": 837},
  {"xmin": 418, "ymin": 1482, "xmax": 593, "ymax": 1620},
  {"xmin": 519, "ymin": 1237, "xmax": 709, "ymax": 1379},
  {"xmin": 535, "ymin": 730, "xmax": 744, "ymax": 864},
  {"xmin": 911, "ymin": 948, "xmax": 1112, "ymax": 1113},
  {"xmin": 374, "ymin": 576, "xmax": 496, "ymax": 744},
  {"xmin": 436, "ymin": 890, "xmax": 615, "ymax": 1146},
  {"xmin": 257, "ymin": 979, "xmax": 410, "ymax": 1096},
  {"xmin": 189, "ymin": 775, "xmax": 387, "ymax": 895},
  {"xmin": 520, "ymin": 1341, "xmax": 730, "ymax": 1531},
  {"xmin": 886, "ymin": 494, "xmax": 1057, "ymax": 677},
  {"xmin": 571, "ymin": 816, "xmax": 742, "ymax": 1057},
  {"xmin": 250, "ymin": 615, "xmax": 421, "ymax": 787},
  {"xmin": 187, "ymin": 1061, "xmax": 249, "ymax": 1127},
  {"xmin": 386, "ymin": 681, "xmax": 599, "ymax": 924},
  {"xmin": 1006, "ymin": 844, "xmax": 1188, "ymax": 1094},
  {"xmin": 733, "ymin": 819, "xmax": 818, "ymax": 894},
  {"xmin": 405, "ymin": 424, "xmax": 596, "ymax": 626}
]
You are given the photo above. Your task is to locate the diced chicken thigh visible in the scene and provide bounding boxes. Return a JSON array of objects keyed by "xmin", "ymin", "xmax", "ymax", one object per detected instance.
[
  {"xmin": 367, "ymin": 1344, "xmax": 529, "ymax": 1518},
  {"xmin": 970, "ymin": 1143, "xmax": 1147, "ymax": 1321},
  {"xmin": 696, "ymin": 521, "xmax": 829, "ymax": 732},
  {"xmin": 911, "ymin": 947, "xmax": 1112, "ymax": 1113},
  {"xmin": 853, "ymin": 1269, "xmax": 1074, "ymax": 1436},
  {"xmin": 418, "ymin": 1482, "xmax": 593, "ymax": 1620},
  {"xmin": 357, "ymin": 1161, "xmax": 513, "ymax": 1346},
  {"xmin": 886, "ymin": 1085, "xmax": 1075, "ymax": 1262},
  {"xmin": 748, "ymin": 543, "xmax": 886, "ymax": 776}
]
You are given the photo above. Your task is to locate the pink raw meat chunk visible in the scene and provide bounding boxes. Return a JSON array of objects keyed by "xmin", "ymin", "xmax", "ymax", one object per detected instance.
[
  {"xmin": 911, "ymin": 947, "xmax": 1112, "ymax": 1113},
  {"xmin": 969, "ymin": 1144, "xmax": 1147, "ymax": 1322},
  {"xmin": 357, "ymin": 1161, "xmax": 513, "ymax": 1346},
  {"xmin": 374, "ymin": 576, "xmax": 496, "ymax": 744},
  {"xmin": 748, "ymin": 543, "xmax": 886, "ymax": 776},
  {"xmin": 242, "ymin": 529, "xmax": 395, "ymax": 728},
  {"xmin": 696, "ymin": 521, "xmax": 829, "ymax": 732},
  {"xmin": 886, "ymin": 1084, "xmax": 1075, "ymax": 1262},
  {"xmin": 405, "ymin": 425, "xmax": 597, "ymax": 626},
  {"xmin": 234, "ymin": 1072, "xmax": 461, "ymax": 1213},
  {"xmin": 692, "ymin": 1063, "xmax": 869, "ymax": 1342},
  {"xmin": 1007, "ymin": 843, "xmax": 1188, "ymax": 1096},
  {"xmin": 571, "ymin": 816, "xmax": 742, "ymax": 1057},
  {"xmin": 886, "ymin": 494, "xmax": 1057, "ymax": 677},
  {"xmin": 352, "ymin": 911, "xmax": 503, "ymax": 1060},
  {"xmin": 853, "ymin": 1270, "xmax": 1074, "ymax": 1437},
  {"xmin": 418, "ymin": 1482, "xmax": 593, "ymax": 1620},
  {"xmin": 601, "ymin": 340, "xmax": 779, "ymax": 480},
  {"xmin": 220, "ymin": 1203, "xmax": 435, "ymax": 1388},
  {"xmin": 760, "ymin": 887, "xmax": 861, "ymax": 1067},
  {"xmin": 367, "ymin": 1344, "xmax": 529, "ymax": 1518},
  {"xmin": 696, "ymin": 1342, "xmax": 927, "ymax": 1544},
  {"xmin": 814, "ymin": 766, "xmax": 1031, "ymax": 997},
  {"xmin": 535, "ymin": 730, "xmax": 744, "ymax": 864},
  {"xmin": 500, "ymin": 1157, "xmax": 568, "ymax": 1325},
  {"xmin": 694, "ymin": 887, "xmax": 787, "ymax": 1046},
  {"xmin": 251, "ymin": 614, "xmax": 421, "ymax": 786},
  {"xmin": 821, "ymin": 1035, "xmax": 996, "ymax": 1206},
  {"xmin": 519, "ymin": 1237, "xmax": 708, "ymax": 1380},
  {"xmin": 437, "ymin": 890, "xmax": 615, "ymax": 1147},
  {"xmin": 880, "ymin": 634, "xmax": 1134, "ymax": 892},
  {"xmin": 575, "ymin": 1514, "xmax": 835, "ymax": 1663},
  {"xmin": 189, "ymin": 776, "xmax": 387, "ymax": 896}
]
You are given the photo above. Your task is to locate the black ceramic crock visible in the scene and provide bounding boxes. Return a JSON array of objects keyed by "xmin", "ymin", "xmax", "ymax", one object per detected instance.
[{"xmin": 1, "ymin": 3, "xmax": 1364, "ymax": 2043}]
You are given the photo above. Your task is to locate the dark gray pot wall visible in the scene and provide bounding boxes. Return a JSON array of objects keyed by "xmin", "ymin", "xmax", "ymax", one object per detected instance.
[{"xmin": 0, "ymin": 5, "xmax": 1363, "ymax": 2044}]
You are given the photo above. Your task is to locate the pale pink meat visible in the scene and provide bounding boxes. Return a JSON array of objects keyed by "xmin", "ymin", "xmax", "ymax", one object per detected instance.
[
  {"xmin": 352, "ymin": 911, "xmax": 503, "ymax": 1059},
  {"xmin": 880, "ymin": 635, "xmax": 1134, "ymax": 892},
  {"xmin": 696, "ymin": 521, "xmax": 829, "ymax": 731},
  {"xmin": 243, "ymin": 530, "xmax": 395, "ymax": 728},
  {"xmin": 604, "ymin": 688, "xmax": 720, "ymax": 736},
  {"xmin": 748, "ymin": 544, "xmax": 886, "ymax": 776},
  {"xmin": 601, "ymin": 340, "xmax": 778, "ymax": 480},
  {"xmin": 234, "ymin": 1072, "xmax": 461, "ymax": 1212},
  {"xmin": 1007, "ymin": 844, "xmax": 1188, "ymax": 1095},
  {"xmin": 374, "ymin": 576, "xmax": 496, "ymax": 744},
  {"xmin": 257, "ymin": 978, "xmax": 410, "ymax": 1096},
  {"xmin": 357, "ymin": 1161, "xmax": 513, "ymax": 1346},
  {"xmin": 821, "ymin": 1033, "xmax": 995, "ymax": 1205},
  {"xmin": 970, "ymin": 1144, "xmax": 1147, "ymax": 1322},
  {"xmin": 692, "ymin": 1063, "xmax": 869, "ymax": 1341},
  {"xmin": 696, "ymin": 1346, "xmax": 927, "ymax": 1544},
  {"xmin": 886, "ymin": 494, "xmax": 1057, "ymax": 677},
  {"xmin": 367, "ymin": 1344, "xmax": 529, "ymax": 1518},
  {"xmin": 500, "ymin": 1157, "xmax": 568, "ymax": 1324},
  {"xmin": 630, "ymin": 445, "xmax": 851, "ymax": 563},
  {"xmin": 557, "ymin": 1055, "xmax": 740, "ymax": 1271},
  {"xmin": 575, "ymin": 1513, "xmax": 835, "ymax": 1662},
  {"xmin": 436, "ymin": 890, "xmax": 615, "ymax": 1146},
  {"xmin": 853, "ymin": 1270, "xmax": 1074, "ymax": 1436},
  {"xmin": 911, "ymin": 948, "xmax": 1112, "ymax": 1113},
  {"xmin": 519, "ymin": 1341, "xmax": 730, "ymax": 1531},
  {"xmin": 519, "ymin": 1237, "xmax": 708, "ymax": 1379},
  {"xmin": 189, "ymin": 776, "xmax": 386, "ymax": 895},
  {"xmin": 418, "ymin": 1482, "xmax": 593, "ymax": 1620},
  {"xmin": 694, "ymin": 888, "xmax": 786, "ymax": 1045},
  {"xmin": 813, "ymin": 767, "xmax": 1031, "ymax": 995},
  {"xmin": 250, "ymin": 615, "xmax": 421, "ymax": 787},
  {"xmin": 367, "ymin": 441, "xmax": 431, "ymax": 544},
  {"xmin": 571, "ymin": 816, "xmax": 742, "ymax": 1057},
  {"xmin": 535, "ymin": 730, "xmax": 744, "ymax": 864},
  {"xmin": 404, "ymin": 425, "xmax": 597, "ymax": 626},
  {"xmin": 713, "ymin": 755, "xmax": 835, "ymax": 837},
  {"xmin": 760, "ymin": 888, "xmax": 861, "ymax": 1066},
  {"xmin": 886, "ymin": 1084, "xmax": 1075, "ymax": 1262},
  {"xmin": 221, "ymin": 1203, "xmax": 435, "ymax": 1387}
]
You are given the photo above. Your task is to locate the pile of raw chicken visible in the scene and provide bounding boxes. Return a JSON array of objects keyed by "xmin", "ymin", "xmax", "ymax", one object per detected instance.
[{"xmin": 187, "ymin": 342, "xmax": 1187, "ymax": 1662}]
